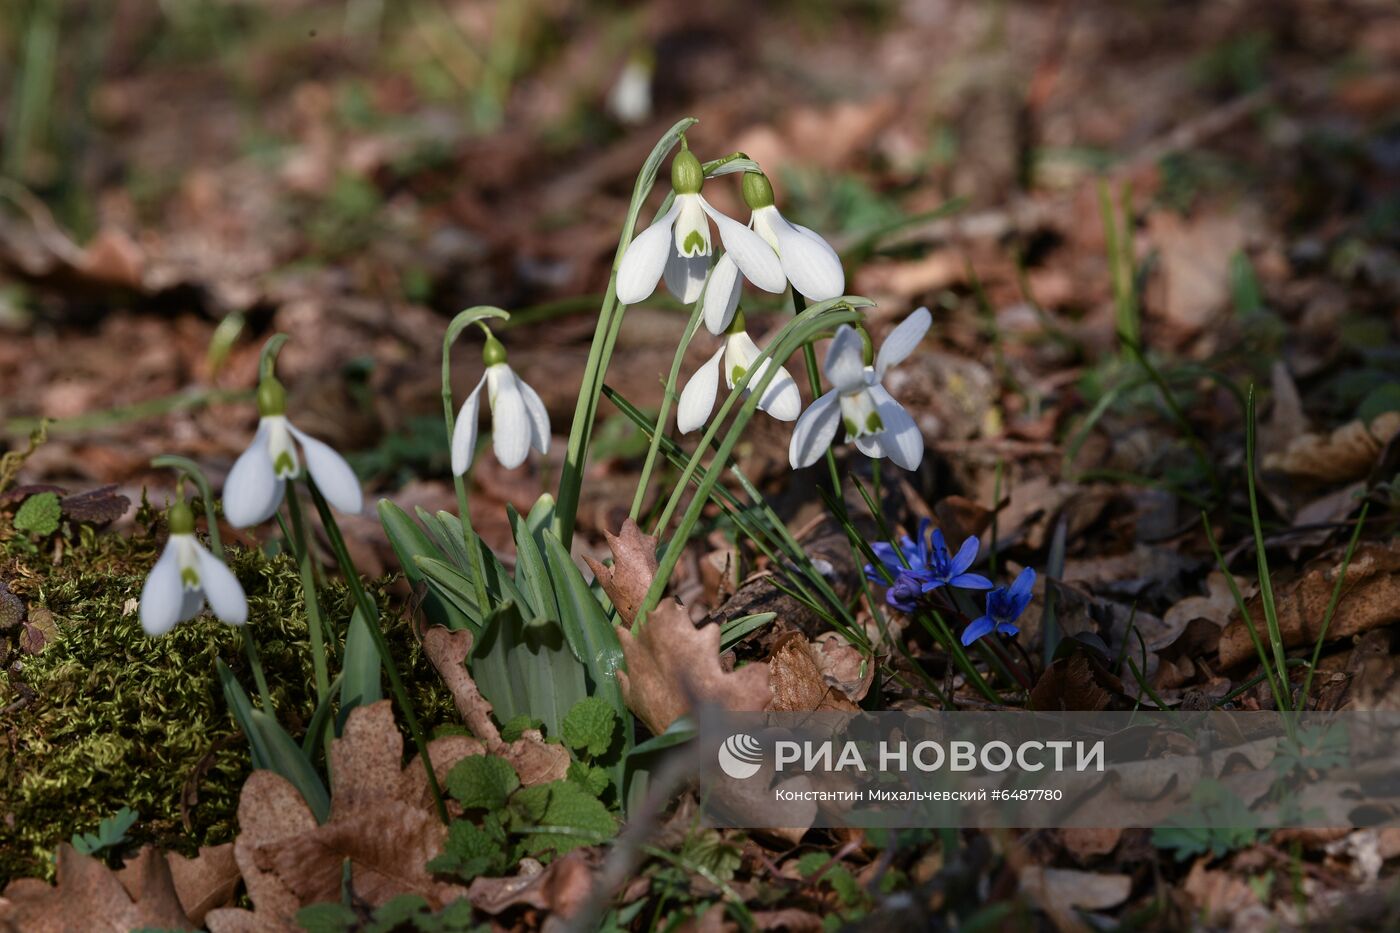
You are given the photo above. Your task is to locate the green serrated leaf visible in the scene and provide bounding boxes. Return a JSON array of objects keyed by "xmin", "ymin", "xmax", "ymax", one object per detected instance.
[
  {"xmin": 567, "ymin": 760, "xmax": 611, "ymax": 798},
  {"xmin": 445, "ymin": 755, "xmax": 519, "ymax": 811},
  {"xmin": 428, "ymin": 818, "xmax": 510, "ymax": 881},
  {"xmin": 561, "ymin": 696, "xmax": 618, "ymax": 758},
  {"xmin": 510, "ymin": 780, "xmax": 617, "ymax": 859},
  {"xmin": 500, "ymin": 714, "xmax": 544, "ymax": 743},
  {"xmin": 13, "ymin": 492, "xmax": 61, "ymax": 536},
  {"xmin": 294, "ymin": 902, "xmax": 358, "ymax": 933}
]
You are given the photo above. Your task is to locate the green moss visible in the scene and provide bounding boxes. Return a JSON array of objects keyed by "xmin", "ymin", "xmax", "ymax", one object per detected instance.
[{"xmin": 0, "ymin": 524, "xmax": 456, "ymax": 883}]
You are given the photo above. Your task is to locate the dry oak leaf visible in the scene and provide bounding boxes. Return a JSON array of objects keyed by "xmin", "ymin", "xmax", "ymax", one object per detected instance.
[
  {"xmin": 466, "ymin": 852, "xmax": 594, "ymax": 918},
  {"xmin": 421, "ymin": 626, "xmax": 569, "ymax": 784},
  {"xmin": 205, "ymin": 702, "xmax": 469, "ymax": 932},
  {"xmin": 768, "ymin": 634, "xmax": 859, "ymax": 712},
  {"xmin": 1, "ymin": 844, "xmax": 193, "ymax": 933},
  {"xmin": 1018, "ymin": 866, "xmax": 1131, "ymax": 933},
  {"xmin": 583, "ymin": 518, "xmax": 660, "ymax": 626},
  {"xmin": 1262, "ymin": 411, "xmax": 1400, "ymax": 483},
  {"xmin": 1219, "ymin": 543, "xmax": 1400, "ymax": 668},
  {"xmin": 166, "ymin": 843, "xmax": 241, "ymax": 926},
  {"xmin": 616, "ymin": 598, "xmax": 771, "ymax": 735}
]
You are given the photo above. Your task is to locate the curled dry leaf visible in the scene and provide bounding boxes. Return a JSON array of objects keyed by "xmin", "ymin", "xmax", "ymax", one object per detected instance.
[
  {"xmin": 421, "ymin": 626, "xmax": 569, "ymax": 784},
  {"xmin": 205, "ymin": 702, "xmax": 471, "ymax": 932},
  {"xmin": 616, "ymin": 598, "xmax": 772, "ymax": 735},
  {"xmin": 1262, "ymin": 411, "xmax": 1400, "ymax": 483},
  {"xmin": 1018, "ymin": 866, "xmax": 1131, "ymax": 933},
  {"xmin": 1219, "ymin": 543, "xmax": 1400, "ymax": 668},
  {"xmin": 465, "ymin": 852, "xmax": 594, "ymax": 918},
  {"xmin": 768, "ymin": 634, "xmax": 859, "ymax": 712},
  {"xmin": 1181, "ymin": 860, "xmax": 1263, "ymax": 929},
  {"xmin": 1029, "ymin": 654, "xmax": 1123, "ymax": 712},
  {"xmin": 166, "ymin": 843, "xmax": 240, "ymax": 926},
  {"xmin": 583, "ymin": 518, "xmax": 659, "ymax": 626},
  {"xmin": 816, "ymin": 633, "xmax": 874, "ymax": 703},
  {"xmin": 0, "ymin": 844, "xmax": 193, "ymax": 933}
]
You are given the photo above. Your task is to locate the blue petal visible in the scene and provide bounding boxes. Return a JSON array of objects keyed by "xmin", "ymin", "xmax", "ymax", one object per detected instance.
[
  {"xmin": 948, "ymin": 572, "xmax": 994, "ymax": 590},
  {"xmin": 996, "ymin": 622, "xmax": 1020, "ymax": 638},
  {"xmin": 929, "ymin": 527, "xmax": 948, "ymax": 559},
  {"xmin": 1008, "ymin": 566, "xmax": 1036, "ymax": 601},
  {"xmin": 920, "ymin": 578, "xmax": 948, "ymax": 593},
  {"xmin": 949, "ymin": 535, "xmax": 981, "ymax": 575},
  {"xmin": 961, "ymin": 616, "xmax": 994, "ymax": 646}
]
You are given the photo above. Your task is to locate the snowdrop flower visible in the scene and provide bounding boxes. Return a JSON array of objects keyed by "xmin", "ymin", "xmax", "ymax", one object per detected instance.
[
  {"xmin": 451, "ymin": 331, "xmax": 550, "ymax": 474},
  {"xmin": 704, "ymin": 172, "xmax": 845, "ymax": 334},
  {"xmin": 139, "ymin": 501, "xmax": 247, "ymax": 636},
  {"xmin": 616, "ymin": 148, "xmax": 784, "ymax": 306},
  {"xmin": 223, "ymin": 376, "xmax": 364, "ymax": 527},
  {"xmin": 676, "ymin": 311, "xmax": 801, "ymax": 433},
  {"xmin": 788, "ymin": 307, "xmax": 931, "ymax": 471},
  {"xmin": 961, "ymin": 568, "xmax": 1036, "ymax": 646}
]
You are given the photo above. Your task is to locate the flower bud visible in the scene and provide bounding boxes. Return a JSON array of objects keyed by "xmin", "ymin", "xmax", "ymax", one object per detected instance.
[
  {"xmin": 741, "ymin": 171, "xmax": 775, "ymax": 211},
  {"xmin": 670, "ymin": 149, "xmax": 704, "ymax": 195}
]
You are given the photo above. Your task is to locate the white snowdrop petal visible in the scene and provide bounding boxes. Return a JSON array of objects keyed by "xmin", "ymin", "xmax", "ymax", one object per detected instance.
[
  {"xmin": 663, "ymin": 248, "xmax": 710, "ymax": 304},
  {"xmin": 677, "ymin": 347, "xmax": 724, "ymax": 434},
  {"xmin": 450, "ymin": 374, "xmax": 487, "ymax": 476},
  {"xmin": 616, "ymin": 202, "xmax": 680, "ymax": 305},
  {"xmin": 854, "ymin": 432, "xmax": 885, "ymax": 459},
  {"xmin": 223, "ymin": 420, "xmax": 283, "ymax": 528},
  {"xmin": 139, "ymin": 543, "xmax": 184, "ymax": 636},
  {"xmin": 701, "ymin": 198, "xmax": 785, "ymax": 293},
  {"xmin": 178, "ymin": 589, "xmax": 205, "ymax": 624},
  {"xmin": 876, "ymin": 306, "xmax": 932, "ymax": 377},
  {"xmin": 870, "ymin": 385, "xmax": 924, "ymax": 470},
  {"xmin": 823, "ymin": 325, "xmax": 868, "ymax": 392},
  {"xmin": 702, "ymin": 253, "xmax": 743, "ymax": 335},
  {"xmin": 194, "ymin": 544, "xmax": 248, "ymax": 625},
  {"xmin": 788, "ymin": 390, "xmax": 843, "ymax": 469},
  {"xmin": 754, "ymin": 360, "xmax": 802, "ymax": 422},
  {"xmin": 489, "ymin": 367, "xmax": 532, "ymax": 469},
  {"xmin": 773, "ymin": 214, "xmax": 845, "ymax": 301},
  {"xmin": 288, "ymin": 424, "xmax": 364, "ymax": 516},
  {"xmin": 516, "ymin": 376, "xmax": 552, "ymax": 455}
]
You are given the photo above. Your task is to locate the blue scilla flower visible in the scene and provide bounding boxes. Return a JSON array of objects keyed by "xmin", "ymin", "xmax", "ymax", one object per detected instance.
[
  {"xmin": 961, "ymin": 567, "xmax": 1036, "ymax": 646},
  {"xmin": 918, "ymin": 527, "xmax": 993, "ymax": 593},
  {"xmin": 864, "ymin": 520, "xmax": 932, "ymax": 612}
]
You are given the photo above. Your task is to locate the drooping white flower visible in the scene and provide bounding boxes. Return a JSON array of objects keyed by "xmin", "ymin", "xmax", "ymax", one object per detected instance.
[
  {"xmin": 676, "ymin": 312, "xmax": 801, "ymax": 433},
  {"xmin": 451, "ymin": 332, "xmax": 550, "ymax": 475},
  {"xmin": 616, "ymin": 149, "xmax": 784, "ymax": 306},
  {"xmin": 788, "ymin": 307, "xmax": 930, "ymax": 471},
  {"xmin": 703, "ymin": 171, "xmax": 845, "ymax": 335},
  {"xmin": 223, "ymin": 377, "xmax": 364, "ymax": 528},
  {"xmin": 140, "ymin": 501, "xmax": 247, "ymax": 636}
]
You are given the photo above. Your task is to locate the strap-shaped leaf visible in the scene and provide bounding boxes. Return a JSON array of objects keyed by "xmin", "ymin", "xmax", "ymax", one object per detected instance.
[
  {"xmin": 340, "ymin": 605, "xmax": 383, "ymax": 712},
  {"xmin": 379, "ymin": 499, "xmax": 474, "ymax": 631},
  {"xmin": 469, "ymin": 600, "xmax": 587, "ymax": 740},
  {"xmin": 508, "ymin": 505, "xmax": 557, "ymax": 623},
  {"xmin": 250, "ymin": 709, "xmax": 331, "ymax": 823}
]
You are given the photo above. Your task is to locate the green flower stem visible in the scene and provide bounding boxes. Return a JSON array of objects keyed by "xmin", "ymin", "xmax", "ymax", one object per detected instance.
[
  {"xmin": 443, "ymin": 306, "xmax": 510, "ymax": 617},
  {"xmin": 283, "ymin": 483, "xmax": 332, "ymax": 706},
  {"xmin": 307, "ymin": 481, "xmax": 450, "ymax": 824},
  {"xmin": 1201, "ymin": 512, "xmax": 1288, "ymax": 711},
  {"xmin": 150, "ymin": 455, "xmax": 224, "ymax": 559},
  {"xmin": 637, "ymin": 300, "xmax": 870, "ymax": 628},
  {"xmin": 555, "ymin": 117, "xmax": 698, "ymax": 550},
  {"xmin": 259, "ymin": 333, "xmax": 289, "ymax": 382},
  {"xmin": 1299, "ymin": 501, "xmax": 1369, "ymax": 708},
  {"xmin": 1244, "ymin": 386, "xmax": 1291, "ymax": 711},
  {"xmin": 629, "ymin": 299, "xmax": 706, "ymax": 521}
]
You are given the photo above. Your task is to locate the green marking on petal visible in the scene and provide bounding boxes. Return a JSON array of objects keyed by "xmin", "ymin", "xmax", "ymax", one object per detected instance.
[
  {"xmin": 729, "ymin": 364, "xmax": 746, "ymax": 383},
  {"xmin": 273, "ymin": 451, "xmax": 297, "ymax": 477},
  {"xmin": 866, "ymin": 411, "xmax": 884, "ymax": 433},
  {"xmin": 843, "ymin": 417, "xmax": 859, "ymax": 436},
  {"xmin": 681, "ymin": 230, "xmax": 706, "ymax": 256},
  {"xmin": 180, "ymin": 567, "xmax": 201, "ymax": 588}
]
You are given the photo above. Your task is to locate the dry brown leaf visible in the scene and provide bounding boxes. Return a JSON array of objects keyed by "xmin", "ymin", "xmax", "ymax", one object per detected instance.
[
  {"xmin": 465, "ymin": 852, "xmax": 593, "ymax": 918},
  {"xmin": 166, "ymin": 843, "xmax": 240, "ymax": 926},
  {"xmin": 1165, "ymin": 572, "xmax": 1248, "ymax": 636},
  {"xmin": 421, "ymin": 626, "xmax": 571, "ymax": 783},
  {"xmin": 1182, "ymin": 859, "xmax": 1261, "ymax": 928},
  {"xmin": 1029, "ymin": 654, "xmax": 1120, "ymax": 712},
  {"xmin": 1, "ymin": 845, "xmax": 193, "ymax": 933},
  {"xmin": 616, "ymin": 599, "xmax": 771, "ymax": 735},
  {"xmin": 1219, "ymin": 543, "xmax": 1400, "ymax": 668},
  {"xmin": 1146, "ymin": 209, "xmax": 1248, "ymax": 333},
  {"xmin": 753, "ymin": 908, "xmax": 826, "ymax": 931},
  {"xmin": 205, "ymin": 703, "xmax": 468, "ymax": 931},
  {"xmin": 1058, "ymin": 828, "xmax": 1122, "ymax": 864},
  {"xmin": 1262, "ymin": 412, "xmax": 1400, "ymax": 483},
  {"xmin": 815, "ymin": 634, "xmax": 874, "ymax": 703},
  {"xmin": 583, "ymin": 519, "xmax": 659, "ymax": 626},
  {"xmin": 768, "ymin": 634, "xmax": 858, "ymax": 712},
  {"xmin": 1018, "ymin": 866, "xmax": 1131, "ymax": 933}
]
